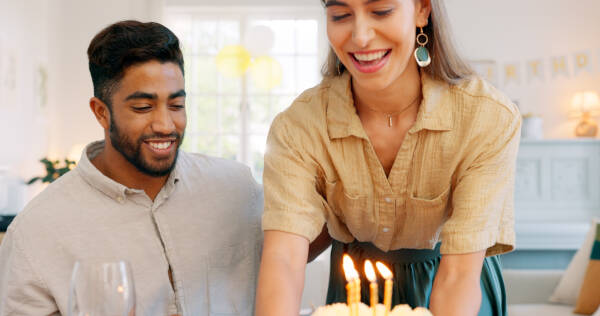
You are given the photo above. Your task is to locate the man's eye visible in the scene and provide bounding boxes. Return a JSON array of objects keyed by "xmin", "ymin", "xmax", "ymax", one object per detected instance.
[
  {"xmin": 332, "ymin": 13, "xmax": 351, "ymax": 21},
  {"xmin": 170, "ymin": 105, "xmax": 185, "ymax": 110},
  {"xmin": 373, "ymin": 9, "xmax": 393, "ymax": 16},
  {"xmin": 133, "ymin": 106, "xmax": 152, "ymax": 111}
]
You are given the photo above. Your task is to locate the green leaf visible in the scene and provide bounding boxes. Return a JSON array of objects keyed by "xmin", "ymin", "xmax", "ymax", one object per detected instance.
[
  {"xmin": 41, "ymin": 158, "xmax": 53, "ymax": 169},
  {"xmin": 27, "ymin": 156, "xmax": 78, "ymax": 185},
  {"xmin": 27, "ymin": 177, "xmax": 41, "ymax": 185}
]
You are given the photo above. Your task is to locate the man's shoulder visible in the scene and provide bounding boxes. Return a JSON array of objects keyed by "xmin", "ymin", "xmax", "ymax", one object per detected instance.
[
  {"xmin": 7, "ymin": 170, "xmax": 85, "ymax": 239},
  {"xmin": 175, "ymin": 151, "xmax": 263, "ymax": 230},
  {"xmin": 178, "ymin": 151, "xmax": 254, "ymax": 181},
  {"xmin": 176, "ymin": 151, "xmax": 260, "ymax": 201}
]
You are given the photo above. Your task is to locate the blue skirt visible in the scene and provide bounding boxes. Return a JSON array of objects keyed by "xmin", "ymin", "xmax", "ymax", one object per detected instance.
[{"xmin": 326, "ymin": 240, "xmax": 507, "ymax": 316}]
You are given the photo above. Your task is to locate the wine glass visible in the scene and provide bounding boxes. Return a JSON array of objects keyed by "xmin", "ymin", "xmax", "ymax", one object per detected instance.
[{"xmin": 68, "ymin": 260, "xmax": 136, "ymax": 316}]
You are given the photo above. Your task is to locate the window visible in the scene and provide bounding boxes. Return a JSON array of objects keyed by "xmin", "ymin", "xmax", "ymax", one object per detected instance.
[{"xmin": 165, "ymin": 7, "xmax": 325, "ymax": 181}]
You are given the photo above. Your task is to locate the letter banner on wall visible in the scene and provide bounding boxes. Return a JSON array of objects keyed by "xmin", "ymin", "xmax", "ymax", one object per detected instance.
[
  {"xmin": 527, "ymin": 59, "xmax": 545, "ymax": 83},
  {"xmin": 471, "ymin": 48, "xmax": 600, "ymax": 88},
  {"xmin": 574, "ymin": 51, "xmax": 593, "ymax": 76},
  {"xmin": 504, "ymin": 62, "xmax": 521, "ymax": 86},
  {"xmin": 551, "ymin": 56, "xmax": 570, "ymax": 78}
]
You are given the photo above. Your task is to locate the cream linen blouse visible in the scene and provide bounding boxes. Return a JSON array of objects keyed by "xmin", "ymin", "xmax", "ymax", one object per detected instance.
[{"xmin": 262, "ymin": 72, "xmax": 521, "ymax": 256}]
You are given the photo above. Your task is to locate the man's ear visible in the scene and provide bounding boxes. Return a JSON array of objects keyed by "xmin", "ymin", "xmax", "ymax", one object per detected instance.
[{"xmin": 90, "ymin": 97, "xmax": 111, "ymax": 130}]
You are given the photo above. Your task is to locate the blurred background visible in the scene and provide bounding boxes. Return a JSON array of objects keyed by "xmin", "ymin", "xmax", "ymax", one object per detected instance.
[
  {"xmin": 1, "ymin": 0, "xmax": 600, "ymax": 313},
  {"xmin": 2, "ymin": 0, "xmax": 600, "ymax": 184}
]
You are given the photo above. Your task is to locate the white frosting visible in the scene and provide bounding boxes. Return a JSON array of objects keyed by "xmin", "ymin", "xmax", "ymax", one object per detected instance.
[{"xmin": 311, "ymin": 303, "xmax": 433, "ymax": 316}]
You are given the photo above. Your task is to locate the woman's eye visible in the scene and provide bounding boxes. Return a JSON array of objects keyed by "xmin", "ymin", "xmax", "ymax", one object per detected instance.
[
  {"xmin": 373, "ymin": 9, "xmax": 393, "ymax": 16},
  {"xmin": 331, "ymin": 13, "xmax": 351, "ymax": 21}
]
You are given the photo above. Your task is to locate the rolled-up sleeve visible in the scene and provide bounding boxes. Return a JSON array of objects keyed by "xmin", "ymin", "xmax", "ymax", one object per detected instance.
[
  {"xmin": 262, "ymin": 114, "xmax": 327, "ymax": 242},
  {"xmin": 441, "ymin": 107, "xmax": 521, "ymax": 256},
  {"xmin": 0, "ymin": 227, "xmax": 58, "ymax": 315}
]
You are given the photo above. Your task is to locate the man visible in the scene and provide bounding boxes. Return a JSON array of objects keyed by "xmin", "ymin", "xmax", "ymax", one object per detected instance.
[{"xmin": 0, "ymin": 20, "xmax": 263, "ymax": 315}]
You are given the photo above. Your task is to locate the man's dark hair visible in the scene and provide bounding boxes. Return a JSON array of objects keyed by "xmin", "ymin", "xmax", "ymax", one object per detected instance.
[{"xmin": 87, "ymin": 20, "xmax": 184, "ymax": 108}]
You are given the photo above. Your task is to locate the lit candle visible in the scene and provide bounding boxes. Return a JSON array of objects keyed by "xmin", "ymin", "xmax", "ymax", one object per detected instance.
[
  {"xmin": 354, "ymin": 274, "xmax": 361, "ymax": 315},
  {"xmin": 376, "ymin": 261, "xmax": 393, "ymax": 316},
  {"xmin": 343, "ymin": 254, "xmax": 358, "ymax": 316},
  {"xmin": 364, "ymin": 260, "xmax": 378, "ymax": 316},
  {"xmin": 343, "ymin": 254, "xmax": 354, "ymax": 305}
]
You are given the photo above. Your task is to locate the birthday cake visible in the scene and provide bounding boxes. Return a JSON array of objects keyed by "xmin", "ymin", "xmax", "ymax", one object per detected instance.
[
  {"xmin": 322, "ymin": 256, "xmax": 433, "ymax": 316},
  {"xmin": 311, "ymin": 303, "xmax": 433, "ymax": 316}
]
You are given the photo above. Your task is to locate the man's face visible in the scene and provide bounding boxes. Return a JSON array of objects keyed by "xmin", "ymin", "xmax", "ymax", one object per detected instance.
[{"xmin": 108, "ymin": 60, "xmax": 186, "ymax": 177}]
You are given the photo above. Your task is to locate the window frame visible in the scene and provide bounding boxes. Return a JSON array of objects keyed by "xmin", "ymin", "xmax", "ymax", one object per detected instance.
[{"xmin": 165, "ymin": 5, "xmax": 328, "ymax": 180}]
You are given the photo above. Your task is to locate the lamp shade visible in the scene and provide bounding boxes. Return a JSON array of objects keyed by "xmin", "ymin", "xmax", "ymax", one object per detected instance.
[{"xmin": 570, "ymin": 91, "xmax": 600, "ymax": 117}]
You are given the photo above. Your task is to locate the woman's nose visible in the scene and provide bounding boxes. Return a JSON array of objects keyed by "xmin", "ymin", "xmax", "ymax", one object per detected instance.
[{"xmin": 351, "ymin": 18, "xmax": 375, "ymax": 48}]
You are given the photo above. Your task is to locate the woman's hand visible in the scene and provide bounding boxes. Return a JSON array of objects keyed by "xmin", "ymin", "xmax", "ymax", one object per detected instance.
[
  {"xmin": 255, "ymin": 230, "xmax": 310, "ymax": 316},
  {"xmin": 429, "ymin": 250, "xmax": 486, "ymax": 316}
]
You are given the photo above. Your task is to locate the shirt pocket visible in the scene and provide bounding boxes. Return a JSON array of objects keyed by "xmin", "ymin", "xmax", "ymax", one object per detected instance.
[
  {"xmin": 325, "ymin": 180, "xmax": 375, "ymax": 241},
  {"xmin": 207, "ymin": 240, "xmax": 259, "ymax": 315},
  {"xmin": 404, "ymin": 187, "xmax": 451, "ymax": 246}
]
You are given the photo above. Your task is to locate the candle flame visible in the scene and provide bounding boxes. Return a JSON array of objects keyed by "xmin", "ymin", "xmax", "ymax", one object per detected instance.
[
  {"xmin": 343, "ymin": 254, "xmax": 358, "ymax": 281},
  {"xmin": 364, "ymin": 260, "xmax": 377, "ymax": 282},
  {"xmin": 375, "ymin": 261, "xmax": 393, "ymax": 280}
]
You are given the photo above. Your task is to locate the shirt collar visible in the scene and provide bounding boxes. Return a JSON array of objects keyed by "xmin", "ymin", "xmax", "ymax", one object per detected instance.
[
  {"xmin": 326, "ymin": 72, "xmax": 368, "ymax": 140},
  {"xmin": 76, "ymin": 140, "xmax": 181, "ymax": 202},
  {"xmin": 408, "ymin": 71, "xmax": 454, "ymax": 134},
  {"xmin": 326, "ymin": 70, "xmax": 454, "ymax": 140}
]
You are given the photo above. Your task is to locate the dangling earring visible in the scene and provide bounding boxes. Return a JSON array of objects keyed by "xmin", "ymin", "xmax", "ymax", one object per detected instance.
[
  {"xmin": 336, "ymin": 58, "xmax": 344, "ymax": 75},
  {"xmin": 414, "ymin": 27, "xmax": 431, "ymax": 67}
]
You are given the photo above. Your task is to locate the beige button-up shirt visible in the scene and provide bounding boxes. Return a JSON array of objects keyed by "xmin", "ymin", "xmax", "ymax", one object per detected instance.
[
  {"xmin": 262, "ymin": 72, "xmax": 521, "ymax": 256},
  {"xmin": 0, "ymin": 141, "xmax": 263, "ymax": 315}
]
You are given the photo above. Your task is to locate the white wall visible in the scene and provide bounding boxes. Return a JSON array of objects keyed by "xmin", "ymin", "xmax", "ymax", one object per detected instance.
[
  {"xmin": 0, "ymin": 0, "xmax": 49, "ymax": 174},
  {"xmin": 446, "ymin": 0, "xmax": 600, "ymax": 138},
  {"xmin": 0, "ymin": 0, "xmax": 50, "ymax": 208}
]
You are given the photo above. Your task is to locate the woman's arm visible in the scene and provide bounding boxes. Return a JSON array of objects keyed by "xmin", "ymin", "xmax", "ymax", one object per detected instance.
[
  {"xmin": 429, "ymin": 250, "xmax": 486, "ymax": 316},
  {"xmin": 255, "ymin": 230, "xmax": 310, "ymax": 316}
]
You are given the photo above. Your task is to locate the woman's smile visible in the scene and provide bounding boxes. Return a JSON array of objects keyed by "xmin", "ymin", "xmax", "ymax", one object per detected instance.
[
  {"xmin": 349, "ymin": 48, "xmax": 392, "ymax": 73},
  {"xmin": 326, "ymin": 0, "xmax": 421, "ymax": 91}
]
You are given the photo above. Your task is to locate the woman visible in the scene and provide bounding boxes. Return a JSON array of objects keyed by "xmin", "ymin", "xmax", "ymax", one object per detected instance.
[{"xmin": 256, "ymin": 0, "xmax": 520, "ymax": 315}]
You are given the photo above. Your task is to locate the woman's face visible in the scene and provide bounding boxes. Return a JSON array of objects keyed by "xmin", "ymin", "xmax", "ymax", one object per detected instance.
[{"xmin": 325, "ymin": 0, "xmax": 430, "ymax": 91}]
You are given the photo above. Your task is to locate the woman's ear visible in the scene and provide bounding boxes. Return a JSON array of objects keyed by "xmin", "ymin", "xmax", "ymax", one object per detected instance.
[
  {"xmin": 89, "ymin": 97, "xmax": 111, "ymax": 130},
  {"xmin": 415, "ymin": 0, "xmax": 432, "ymax": 27}
]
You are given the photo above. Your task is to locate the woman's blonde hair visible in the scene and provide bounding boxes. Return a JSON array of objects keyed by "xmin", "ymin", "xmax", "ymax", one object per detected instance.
[{"xmin": 321, "ymin": 0, "xmax": 474, "ymax": 85}]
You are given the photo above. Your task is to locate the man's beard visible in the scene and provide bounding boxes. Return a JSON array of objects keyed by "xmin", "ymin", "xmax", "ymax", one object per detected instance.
[{"xmin": 109, "ymin": 116, "xmax": 184, "ymax": 177}]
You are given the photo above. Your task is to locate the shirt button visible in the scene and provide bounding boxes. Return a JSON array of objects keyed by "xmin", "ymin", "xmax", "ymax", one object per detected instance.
[
  {"xmin": 116, "ymin": 196, "xmax": 124, "ymax": 203},
  {"xmin": 382, "ymin": 227, "xmax": 390, "ymax": 233},
  {"xmin": 384, "ymin": 197, "xmax": 393, "ymax": 203}
]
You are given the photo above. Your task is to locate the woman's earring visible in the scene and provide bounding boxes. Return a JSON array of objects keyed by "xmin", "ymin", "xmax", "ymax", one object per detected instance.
[
  {"xmin": 414, "ymin": 27, "xmax": 431, "ymax": 67},
  {"xmin": 336, "ymin": 59, "xmax": 344, "ymax": 75}
]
